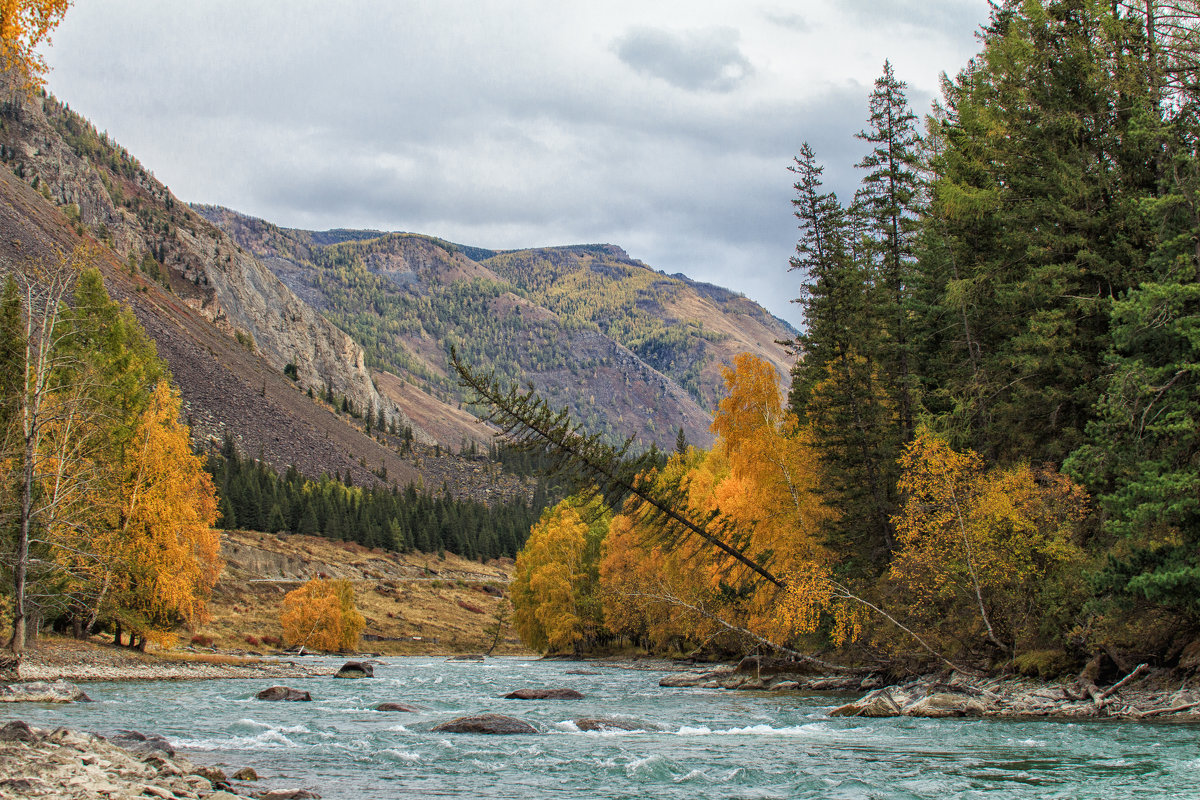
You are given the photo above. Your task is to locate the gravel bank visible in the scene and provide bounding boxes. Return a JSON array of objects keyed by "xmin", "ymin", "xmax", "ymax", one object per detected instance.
[{"xmin": 12, "ymin": 639, "xmax": 334, "ymax": 683}]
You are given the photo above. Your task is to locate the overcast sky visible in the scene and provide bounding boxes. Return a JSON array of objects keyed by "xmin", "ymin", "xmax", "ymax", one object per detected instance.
[{"xmin": 42, "ymin": 1, "xmax": 992, "ymax": 328}]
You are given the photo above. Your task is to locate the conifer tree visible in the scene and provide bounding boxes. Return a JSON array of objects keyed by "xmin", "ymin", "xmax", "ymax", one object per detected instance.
[
  {"xmin": 855, "ymin": 60, "xmax": 924, "ymax": 443},
  {"xmin": 787, "ymin": 143, "xmax": 898, "ymax": 569}
]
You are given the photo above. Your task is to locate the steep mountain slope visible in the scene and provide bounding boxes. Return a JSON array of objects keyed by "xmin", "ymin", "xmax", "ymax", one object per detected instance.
[
  {"xmin": 0, "ymin": 83, "xmax": 409, "ymax": 437},
  {"xmin": 198, "ymin": 208, "xmax": 798, "ymax": 448}
]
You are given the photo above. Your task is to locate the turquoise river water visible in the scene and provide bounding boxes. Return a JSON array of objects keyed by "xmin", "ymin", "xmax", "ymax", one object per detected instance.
[{"xmin": 7, "ymin": 656, "xmax": 1199, "ymax": 799}]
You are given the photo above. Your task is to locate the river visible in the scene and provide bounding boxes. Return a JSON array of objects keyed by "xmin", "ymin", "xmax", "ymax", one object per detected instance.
[{"xmin": 12, "ymin": 656, "xmax": 1197, "ymax": 799}]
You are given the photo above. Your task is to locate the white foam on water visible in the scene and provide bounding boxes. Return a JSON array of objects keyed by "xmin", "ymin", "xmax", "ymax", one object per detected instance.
[
  {"xmin": 173, "ymin": 728, "xmax": 299, "ymax": 751},
  {"xmin": 674, "ymin": 769, "xmax": 710, "ymax": 783},
  {"xmin": 625, "ymin": 753, "xmax": 665, "ymax": 776},
  {"xmin": 674, "ymin": 723, "xmax": 830, "ymax": 737},
  {"xmin": 380, "ymin": 748, "xmax": 422, "ymax": 763},
  {"xmin": 386, "ymin": 725, "xmax": 410, "ymax": 732}
]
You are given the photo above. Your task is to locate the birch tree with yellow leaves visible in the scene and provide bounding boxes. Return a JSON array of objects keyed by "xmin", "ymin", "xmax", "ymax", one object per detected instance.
[{"xmin": 887, "ymin": 430, "xmax": 1089, "ymax": 660}]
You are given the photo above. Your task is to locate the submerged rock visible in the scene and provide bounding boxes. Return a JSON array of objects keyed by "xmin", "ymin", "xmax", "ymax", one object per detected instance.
[
  {"xmin": 334, "ymin": 661, "xmax": 374, "ymax": 679},
  {"xmin": 505, "ymin": 688, "xmax": 585, "ymax": 700},
  {"xmin": 255, "ymin": 686, "xmax": 312, "ymax": 701},
  {"xmin": 432, "ymin": 714, "xmax": 538, "ymax": 734},
  {"xmin": 376, "ymin": 702, "xmax": 420, "ymax": 712},
  {"xmin": 573, "ymin": 717, "xmax": 647, "ymax": 732},
  {"xmin": 108, "ymin": 729, "xmax": 176, "ymax": 757},
  {"xmin": 0, "ymin": 679, "xmax": 92, "ymax": 703}
]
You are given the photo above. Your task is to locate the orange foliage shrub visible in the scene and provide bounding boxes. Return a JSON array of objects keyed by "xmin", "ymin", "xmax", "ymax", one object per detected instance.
[{"xmin": 280, "ymin": 578, "xmax": 365, "ymax": 652}]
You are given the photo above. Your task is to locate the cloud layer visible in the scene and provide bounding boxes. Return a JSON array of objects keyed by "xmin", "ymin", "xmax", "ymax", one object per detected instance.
[{"xmin": 42, "ymin": 1, "xmax": 992, "ymax": 328}]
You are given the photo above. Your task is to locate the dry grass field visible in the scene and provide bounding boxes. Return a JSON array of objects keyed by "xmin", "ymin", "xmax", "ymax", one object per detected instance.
[{"xmin": 193, "ymin": 530, "xmax": 530, "ymax": 656}]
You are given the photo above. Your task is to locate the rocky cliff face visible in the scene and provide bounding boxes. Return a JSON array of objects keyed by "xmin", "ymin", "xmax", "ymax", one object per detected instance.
[{"xmin": 0, "ymin": 81, "xmax": 412, "ymax": 436}]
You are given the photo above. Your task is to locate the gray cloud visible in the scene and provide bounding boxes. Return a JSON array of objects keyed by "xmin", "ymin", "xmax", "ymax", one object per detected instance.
[
  {"xmin": 762, "ymin": 10, "xmax": 809, "ymax": 32},
  {"xmin": 842, "ymin": 0, "xmax": 988, "ymax": 37},
  {"xmin": 42, "ymin": 2, "xmax": 992, "ymax": 329},
  {"xmin": 612, "ymin": 26, "xmax": 753, "ymax": 92}
]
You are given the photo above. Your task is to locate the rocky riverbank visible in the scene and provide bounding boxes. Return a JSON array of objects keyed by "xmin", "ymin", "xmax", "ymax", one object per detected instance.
[
  {"xmin": 0, "ymin": 720, "xmax": 318, "ymax": 800},
  {"xmin": 662, "ymin": 658, "xmax": 1200, "ymax": 722}
]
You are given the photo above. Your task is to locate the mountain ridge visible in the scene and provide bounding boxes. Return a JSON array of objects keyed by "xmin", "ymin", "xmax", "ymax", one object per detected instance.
[{"xmin": 197, "ymin": 205, "xmax": 797, "ymax": 449}]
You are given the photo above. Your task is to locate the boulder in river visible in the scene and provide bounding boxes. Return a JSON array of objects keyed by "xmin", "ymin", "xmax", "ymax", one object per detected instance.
[
  {"xmin": 108, "ymin": 730, "xmax": 175, "ymax": 757},
  {"xmin": 829, "ymin": 687, "xmax": 907, "ymax": 718},
  {"xmin": 255, "ymin": 686, "xmax": 313, "ymax": 702},
  {"xmin": 903, "ymin": 692, "xmax": 988, "ymax": 718},
  {"xmin": 376, "ymin": 702, "xmax": 420, "ymax": 712},
  {"xmin": 432, "ymin": 714, "xmax": 538, "ymax": 734},
  {"xmin": 334, "ymin": 661, "xmax": 374, "ymax": 679},
  {"xmin": 231, "ymin": 767, "xmax": 258, "ymax": 781},
  {"xmin": 0, "ymin": 680, "xmax": 92, "ymax": 703},
  {"xmin": 504, "ymin": 688, "xmax": 585, "ymax": 700}
]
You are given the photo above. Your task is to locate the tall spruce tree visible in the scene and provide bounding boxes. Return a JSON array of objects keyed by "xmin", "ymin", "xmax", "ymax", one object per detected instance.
[
  {"xmin": 855, "ymin": 60, "xmax": 924, "ymax": 443},
  {"xmin": 787, "ymin": 143, "xmax": 898, "ymax": 569}
]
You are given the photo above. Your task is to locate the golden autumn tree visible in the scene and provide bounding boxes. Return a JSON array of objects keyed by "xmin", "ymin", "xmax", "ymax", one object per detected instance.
[
  {"xmin": 102, "ymin": 381, "xmax": 221, "ymax": 647},
  {"xmin": 887, "ymin": 429, "xmax": 1089, "ymax": 659},
  {"xmin": 2, "ymin": 256, "xmax": 222, "ymax": 654},
  {"xmin": 0, "ymin": 0, "xmax": 72, "ymax": 92},
  {"xmin": 510, "ymin": 493, "xmax": 611, "ymax": 653},
  {"xmin": 599, "ymin": 449, "xmax": 718, "ymax": 651},
  {"xmin": 280, "ymin": 578, "xmax": 364, "ymax": 652},
  {"xmin": 599, "ymin": 354, "xmax": 842, "ymax": 656}
]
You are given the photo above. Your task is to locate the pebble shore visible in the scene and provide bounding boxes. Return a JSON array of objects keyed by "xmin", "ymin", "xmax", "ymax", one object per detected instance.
[{"xmin": 0, "ymin": 720, "xmax": 317, "ymax": 800}]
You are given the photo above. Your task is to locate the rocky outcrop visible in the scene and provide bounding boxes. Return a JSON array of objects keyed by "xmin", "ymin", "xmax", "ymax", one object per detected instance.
[
  {"xmin": 0, "ymin": 680, "xmax": 91, "ymax": 703},
  {"xmin": 431, "ymin": 714, "xmax": 538, "ymax": 734},
  {"xmin": 661, "ymin": 665, "xmax": 880, "ymax": 693},
  {"xmin": 333, "ymin": 661, "xmax": 373, "ymax": 679},
  {"xmin": 504, "ymin": 688, "xmax": 584, "ymax": 700},
  {"xmin": 255, "ymin": 686, "xmax": 313, "ymax": 702},
  {"xmin": 0, "ymin": 79, "xmax": 412, "ymax": 440}
]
